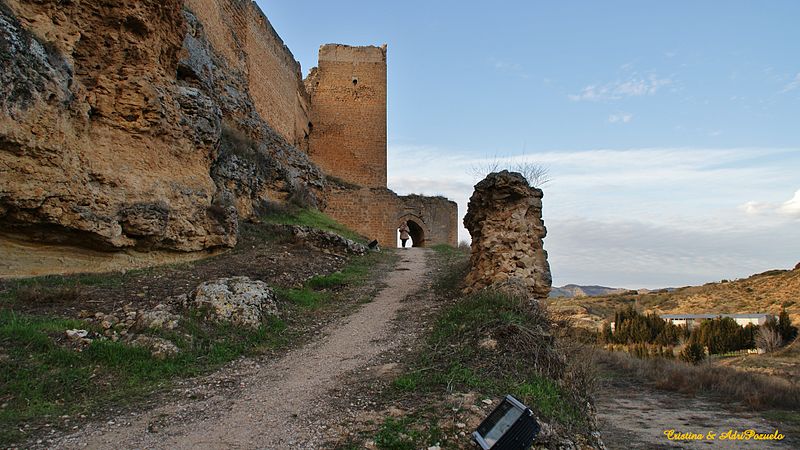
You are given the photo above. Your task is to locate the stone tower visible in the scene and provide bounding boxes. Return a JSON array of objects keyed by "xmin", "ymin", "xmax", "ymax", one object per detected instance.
[{"xmin": 305, "ymin": 44, "xmax": 387, "ymax": 188}]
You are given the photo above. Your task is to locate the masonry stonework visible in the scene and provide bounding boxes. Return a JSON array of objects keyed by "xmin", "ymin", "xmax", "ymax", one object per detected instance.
[
  {"xmin": 324, "ymin": 184, "xmax": 458, "ymax": 248},
  {"xmin": 306, "ymin": 45, "xmax": 387, "ymax": 188},
  {"xmin": 303, "ymin": 43, "xmax": 457, "ymax": 247},
  {"xmin": 185, "ymin": 0, "xmax": 311, "ymax": 149}
]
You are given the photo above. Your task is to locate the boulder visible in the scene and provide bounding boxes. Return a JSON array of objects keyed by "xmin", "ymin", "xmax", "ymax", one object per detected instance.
[
  {"xmin": 190, "ymin": 276, "xmax": 277, "ymax": 328},
  {"xmin": 463, "ymin": 171, "xmax": 552, "ymax": 299}
]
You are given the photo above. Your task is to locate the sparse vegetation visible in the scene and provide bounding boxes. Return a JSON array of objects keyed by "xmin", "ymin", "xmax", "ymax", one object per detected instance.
[
  {"xmin": 0, "ymin": 308, "xmax": 288, "ymax": 446},
  {"xmin": 261, "ymin": 207, "xmax": 365, "ymax": 243},
  {"xmin": 597, "ymin": 349, "xmax": 800, "ymax": 410},
  {"xmin": 374, "ymin": 416, "xmax": 443, "ymax": 450},
  {"xmin": 469, "ymin": 156, "xmax": 552, "ymax": 187},
  {"xmin": 387, "ymin": 249, "xmax": 595, "ymax": 441},
  {"xmin": 0, "ymin": 217, "xmax": 388, "ymax": 447}
]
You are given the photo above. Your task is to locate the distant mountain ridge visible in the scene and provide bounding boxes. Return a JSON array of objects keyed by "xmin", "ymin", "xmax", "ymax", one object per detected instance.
[
  {"xmin": 549, "ymin": 284, "xmax": 631, "ymax": 298},
  {"xmin": 547, "ymin": 264, "xmax": 800, "ymax": 329}
]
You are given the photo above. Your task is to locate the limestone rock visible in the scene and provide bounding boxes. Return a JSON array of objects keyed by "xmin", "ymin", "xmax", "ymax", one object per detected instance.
[
  {"xmin": 0, "ymin": 1, "xmax": 324, "ymax": 257},
  {"xmin": 130, "ymin": 335, "xmax": 180, "ymax": 360},
  {"xmin": 463, "ymin": 171, "xmax": 552, "ymax": 299},
  {"xmin": 190, "ymin": 276, "xmax": 277, "ymax": 328},
  {"xmin": 134, "ymin": 304, "xmax": 181, "ymax": 331},
  {"xmin": 288, "ymin": 225, "xmax": 367, "ymax": 255}
]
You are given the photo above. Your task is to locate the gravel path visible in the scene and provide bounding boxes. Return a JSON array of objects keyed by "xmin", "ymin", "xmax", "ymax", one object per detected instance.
[{"xmin": 53, "ymin": 248, "xmax": 429, "ymax": 450}]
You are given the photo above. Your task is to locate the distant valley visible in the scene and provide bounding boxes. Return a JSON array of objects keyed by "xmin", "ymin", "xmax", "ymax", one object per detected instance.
[{"xmin": 547, "ymin": 264, "xmax": 800, "ymax": 329}]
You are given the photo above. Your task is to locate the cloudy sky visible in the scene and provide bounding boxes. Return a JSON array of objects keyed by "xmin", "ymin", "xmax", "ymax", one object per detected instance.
[{"xmin": 259, "ymin": 1, "xmax": 800, "ymax": 288}]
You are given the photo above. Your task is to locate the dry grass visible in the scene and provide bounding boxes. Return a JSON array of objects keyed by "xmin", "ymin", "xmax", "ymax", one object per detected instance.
[
  {"xmin": 14, "ymin": 284, "xmax": 84, "ymax": 306},
  {"xmin": 598, "ymin": 349, "xmax": 800, "ymax": 410}
]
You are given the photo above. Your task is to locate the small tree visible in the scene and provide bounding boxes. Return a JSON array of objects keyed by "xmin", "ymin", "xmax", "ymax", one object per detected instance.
[
  {"xmin": 777, "ymin": 308, "xmax": 798, "ymax": 343},
  {"xmin": 756, "ymin": 326, "xmax": 783, "ymax": 353},
  {"xmin": 679, "ymin": 342, "xmax": 705, "ymax": 364}
]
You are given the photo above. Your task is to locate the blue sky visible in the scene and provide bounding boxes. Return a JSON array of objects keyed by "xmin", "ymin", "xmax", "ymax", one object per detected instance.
[{"xmin": 258, "ymin": 1, "xmax": 800, "ymax": 288}]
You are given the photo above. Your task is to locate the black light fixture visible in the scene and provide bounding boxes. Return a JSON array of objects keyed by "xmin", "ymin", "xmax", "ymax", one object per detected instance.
[{"xmin": 472, "ymin": 395, "xmax": 540, "ymax": 450}]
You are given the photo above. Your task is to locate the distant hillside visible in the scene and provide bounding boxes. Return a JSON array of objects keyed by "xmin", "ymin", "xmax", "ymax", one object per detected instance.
[
  {"xmin": 547, "ymin": 264, "xmax": 800, "ymax": 329},
  {"xmin": 549, "ymin": 284, "xmax": 631, "ymax": 298}
]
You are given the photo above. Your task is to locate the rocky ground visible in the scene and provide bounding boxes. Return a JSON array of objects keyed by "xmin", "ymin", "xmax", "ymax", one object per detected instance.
[{"xmin": 31, "ymin": 248, "xmax": 428, "ymax": 449}]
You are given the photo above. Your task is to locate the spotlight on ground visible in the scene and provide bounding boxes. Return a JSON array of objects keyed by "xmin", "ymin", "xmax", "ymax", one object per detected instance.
[{"xmin": 472, "ymin": 395, "xmax": 540, "ymax": 450}]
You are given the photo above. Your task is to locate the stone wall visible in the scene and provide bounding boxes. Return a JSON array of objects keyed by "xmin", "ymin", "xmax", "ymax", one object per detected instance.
[
  {"xmin": 306, "ymin": 44, "xmax": 387, "ymax": 188},
  {"xmin": 324, "ymin": 184, "xmax": 457, "ymax": 248},
  {"xmin": 463, "ymin": 171, "xmax": 552, "ymax": 299},
  {"xmin": 398, "ymin": 195, "xmax": 459, "ymax": 247},
  {"xmin": 185, "ymin": 0, "xmax": 311, "ymax": 149}
]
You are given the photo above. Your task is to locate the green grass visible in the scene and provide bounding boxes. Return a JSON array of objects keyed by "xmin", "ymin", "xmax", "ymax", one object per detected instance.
[
  {"xmin": 262, "ymin": 208, "xmax": 365, "ymax": 243},
  {"xmin": 384, "ymin": 249, "xmax": 590, "ymax": 433},
  {"xmin": 0, "ymin": 309, "xmax": 288, "ymax": 446},
  {"xmin": 275, "ymin": 286, "xmax": 326, "ymax": 308},
  {"xmin": 274, "ymin": 250, "xmax": 385, "ymax": 309},
  {"xmin": 374, "ymin": 416, "xmax": 443, "ymax": 450}
]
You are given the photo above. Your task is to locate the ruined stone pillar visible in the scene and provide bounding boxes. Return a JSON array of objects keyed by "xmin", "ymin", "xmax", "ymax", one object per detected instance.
[{"xmin": 463, "ymin": 171, "xmax": 552, "ymax": 299}]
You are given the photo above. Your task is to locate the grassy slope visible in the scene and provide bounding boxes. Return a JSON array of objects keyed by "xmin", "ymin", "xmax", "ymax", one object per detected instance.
[
  {"xmin": 262, "ymin": 208, "xmax": 365, "ymax": 243},
  {"xmin": 0, "ymin": 208, "xmax": 384, "ymax": 447},
  {"xmin": 548, "ymin": 265, "xmax": 800, "ymax": 329},
  {"xmin": 360, "ymin": 245, "xmax": 597, "ymax": 449}
]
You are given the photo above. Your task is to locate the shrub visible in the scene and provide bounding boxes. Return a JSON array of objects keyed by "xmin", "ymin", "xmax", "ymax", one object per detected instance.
[
  {"xmin": 756, "ymin": 326, "xmax": 783, "ymax": 353},
  {"xmin": 679, "ymin": 342, "xmax": 705, "ymax": 364}
]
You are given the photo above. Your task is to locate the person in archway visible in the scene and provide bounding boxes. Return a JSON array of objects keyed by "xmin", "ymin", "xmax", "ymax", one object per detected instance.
[{"xmin": 398, "ymin": 222, "xmax": 410, "ymax": 248}]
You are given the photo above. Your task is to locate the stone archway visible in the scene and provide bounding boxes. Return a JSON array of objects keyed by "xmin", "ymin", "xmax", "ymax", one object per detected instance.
[
  {"xmin": 406, "ymin": 220, "xmax": 425, "ymax": 247},
  {"xmin": 397, "ymin": 214, "xmax": 428, "ymax": 247}
]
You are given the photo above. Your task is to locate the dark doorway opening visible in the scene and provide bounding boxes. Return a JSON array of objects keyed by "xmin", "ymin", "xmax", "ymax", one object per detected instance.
[{"xmin": 398, "ymin": 220, "xmax": 425, "ymax": 248}]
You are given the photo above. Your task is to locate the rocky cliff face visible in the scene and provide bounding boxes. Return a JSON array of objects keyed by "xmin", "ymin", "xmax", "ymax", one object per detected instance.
[
  {"xmin": 0, "ymin": 0, "xmax": 324, "ymax": 253},
  {"xmin": 463, "ymin": 171, "xmax": 552, "ymax": 299}
]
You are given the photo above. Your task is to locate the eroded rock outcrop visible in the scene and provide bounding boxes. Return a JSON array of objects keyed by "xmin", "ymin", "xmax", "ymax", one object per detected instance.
[
  {"xmin": 463, "ymin": 171, "xmax": 552, "ymax": 299},
  {"xmin": 0, "ymin": 0, "xmax": 324, "ymax": 255}
]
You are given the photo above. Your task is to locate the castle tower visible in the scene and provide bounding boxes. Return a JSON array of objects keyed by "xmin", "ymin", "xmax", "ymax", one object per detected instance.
[{"xmin": 305, "ymin": 44, "xmax": 387, "ymax": 188}]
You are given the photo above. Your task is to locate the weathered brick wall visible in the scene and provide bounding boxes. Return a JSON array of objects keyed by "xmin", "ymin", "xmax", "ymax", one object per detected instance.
[
  {"xmin": 185, "ymin": 0, "xmax": 311, "ymax": 148},
  {"xmin": 325, "ymin": 185, "xmax": 457, "ymax": 248},
  {"xmin": 306, "ymin": 45, "xmax": 387, "ymax": 188}
]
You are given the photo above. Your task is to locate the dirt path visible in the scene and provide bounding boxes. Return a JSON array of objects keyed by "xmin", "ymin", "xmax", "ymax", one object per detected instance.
[
  {"xmin": 52, "ymin": 248, "xmax": 429, "ymax": 450},
  {"xmin": 597, "ymin": 377, "xmax": 797, "ymax": 449}
]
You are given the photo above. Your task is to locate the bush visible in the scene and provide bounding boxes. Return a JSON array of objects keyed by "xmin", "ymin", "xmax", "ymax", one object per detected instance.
[
  {"xmin": 679, "ymin": 342, "xmax": 705, "ymax": 364},
  {"xmin": 756, "ymin": 326, "xmax": 783, "ymax": 353}
]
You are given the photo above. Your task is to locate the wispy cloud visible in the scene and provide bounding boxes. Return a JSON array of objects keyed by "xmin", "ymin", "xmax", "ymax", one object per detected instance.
[
  {"xmin": 608, "ymin": 112, "xmax": 633, "ymax": 124},
  {"xmin": 388, "ymin": 145, "xmax": 800, "ymax": 286},
  {"xmin": 569, "ymin": 74, "xmax": 672, "ymax": 102},
  {"xmin": 743, "ymin": 189, "xmax": 800, "ymax": 218},
  {"xmin": 546, "ymin": 216, "xmax": 800, "ymax": 288},
  {"xmin": 782, "ymin": 72, "xmax": 800, "ymax": 92}
]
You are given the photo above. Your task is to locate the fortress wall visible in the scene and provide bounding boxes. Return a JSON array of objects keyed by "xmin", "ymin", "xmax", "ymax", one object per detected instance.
[
  {"xmin": 306, "ymin": 45, "xmax": 387, "ymax": 188},
  {"xmin": 325, "ymin": 185, "xmax": 458, "ymax": 248},
  {"xmin": 399, "ymin": 195, "xmax": 459, "ymax": 247},
  {"xmin": 185, "ymin": 0, "xmax": 311, "ymax": 148}
]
